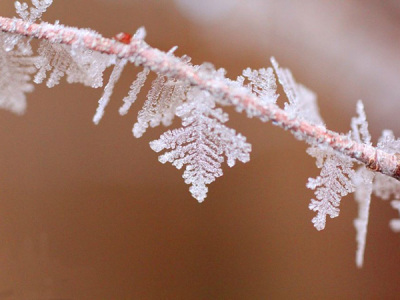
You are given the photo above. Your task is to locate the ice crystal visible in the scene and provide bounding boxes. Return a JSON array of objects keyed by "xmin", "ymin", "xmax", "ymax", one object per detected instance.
[
  {"xmin": 372, "ymin": 130, "xmax": 400, "ymax": 235},
  {"xmin": 133, "ymin": 75, "xmax": 189, "ymax": 138},
  {"xmin": 373, "ymin": 130, "xmax": 400, "ymax": 200},
  {"xmin": 352, "ymin": 166, "xmax": 374, "ymax": 267},
  {"xmin": 271, "ymin": 57, "xmax": 323, "ymax": 125},
  {"xmin": 0, "ymin": 0, "xmax": 53, "ymax": 113},
  {"xmin": 34, "ymin": 41, "xmax": 113, "ymax": 88},
  {"xmin": 0, "ymin": 33, "xmax": 36, "ymax": 114},
  {"xmin": 119, "ymin": 68, "xmax": 150, "ymax": 115},
  {"xmin": 227, "ymin": 68, "xmax": 272, "ymax": 122},
  {"xmin": 350, "ymin": 100, "xmax": 373, "ymax": 268},
  {"xmin": 131, "ymin": 55, "xmax": 191, "ymax": 137},
  {"xmin": 307, "ymin": 147, "xmax": 355, "ymax": 230},
  {"xmin": 240, "ymin": 67, "xmax": 278, "ymax": 105},
  {"xmin": 5, "ymin": 0, "xmax": 53, "ymax": 51},
  {"xmin": 15, "ymin": 0, "xmax": 53, "ymax": 23},
  {"xmin": 373, "ymin": 173, "xmax": 400, "ymax": 200},
  {"xmin": 133, "ymin": 73, "xmax": 165, "ymax": 136},
  {"xmin": 132, "ymin": 26, "xmax": 147, "ymax": 42},
  {"xmin": 93, "ymin": 59, "xmax": 127, "ymax": 125},
  {"xmin": 351, "ymin": 100, "xmax": 371, "ymax": 145},
  {"xmin": 150, "ymin": 87, "xmax": 251, "ymax": 202},
  {"xmin": 377, "ymin": 130, "xmax": 400, "ymax": 154}
]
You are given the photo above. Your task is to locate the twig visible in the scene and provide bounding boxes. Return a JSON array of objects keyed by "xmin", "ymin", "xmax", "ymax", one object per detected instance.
[{"xmin": 0, "ymin": 16, "xmax": 399, "ymax": 180}]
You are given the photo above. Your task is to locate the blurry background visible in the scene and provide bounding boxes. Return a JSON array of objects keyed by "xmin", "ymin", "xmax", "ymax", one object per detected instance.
[{"xmin": 1, "ymin": 0, "xmax": 400, "ymax": 298}]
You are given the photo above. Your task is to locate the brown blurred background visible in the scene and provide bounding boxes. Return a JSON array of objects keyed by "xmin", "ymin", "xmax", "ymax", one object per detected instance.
[{"xmin": 1, "ymin": 0, "xmax": 400, "ymax": 299}]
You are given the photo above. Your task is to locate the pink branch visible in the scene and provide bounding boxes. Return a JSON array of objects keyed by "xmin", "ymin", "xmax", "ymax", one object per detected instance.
[{"xmin": 1, "ymin": 16, "xmax": 399, "ymax": 180}]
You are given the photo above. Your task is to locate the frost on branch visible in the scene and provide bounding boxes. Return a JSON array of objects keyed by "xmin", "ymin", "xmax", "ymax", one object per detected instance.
[
  {"xmin": 350, "ymin": 100, "xmax": 374, "ymax": 268},
  {"xmin": 150, "ymin": 86, "xmax": 251, "ymax": 202},
  {"xmin": 132, "ymin": 74, "xmax": 190, "ymax": 138},
  {"xmin": 131, "ymin": 57, "xmax": 199, "ymax": 138},
  {"xmin": 307, "ymin": 146, "xmax": 355, "ymax": 230},
  {"xmin": 34, "ymin": 40, "xmax": 113, "ymax": 88},
  {"xmin": 5, "ymin": 0, "xmax": 53, "ymax": 51},
  {"xmin": 270, "ymin": 58, "xmax": 353, "ymax": 231},
  {"xmin": 0, "ymin": 33, "xmax": 36, "ymax": 114},
  {"xmin": 0, "ymin": 0, "xmax": 54, "ymax": 114},
  {"xmin": 133, "ymin": 72, "xmax": 165, "ymax": 136},
  {"xmin": 231, "ymin": 63, "xmax": 278, "ymax": 122},
  {"xmin": 120, "ymin": 55, "xmax": 190, "ymax": 125},
  {"xmin": 90, "ymin": 26, "xmax": 149, "ymax": 125},
  {"xmin": 119, "ymin": 68, "xmax": 150, "ymax": 116},
  {"xmin": 351, "ymin": 100, "xmax": 371, "ymax": 145},
  {"xmin": 271, "ymin": 57, "xmax": 323, "ymax": 126}
]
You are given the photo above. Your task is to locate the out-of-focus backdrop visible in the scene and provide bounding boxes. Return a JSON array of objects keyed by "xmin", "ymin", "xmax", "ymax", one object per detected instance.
[{"xmin": 1, "ymin": 0, "xmax": 400, "ymax": 299}]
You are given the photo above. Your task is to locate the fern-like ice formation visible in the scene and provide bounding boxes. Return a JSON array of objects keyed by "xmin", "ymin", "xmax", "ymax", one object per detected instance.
[
  {"xmin": 269, "ymin": 58, "xmax": 355, "ymax": 232},
  {"xmin": 132, "ymin": 72, "xmax": 188, "ymax": 138},
  {"xmin": 239, "ymin": 66, "xmax": 278, "ymax": 105},
  {"xmin": 15, "ymin": 0, "xmax": 53, "ymax": 23},
  {"xmin": 150, "ymin": 86, "xmax": 251, "ymax": 202},
  {"xmin": 34, "ymin": 40, "xmax": 113, "ymax": 88},
  {"xmin": 307, "ymin": 146, "xmax": 355, "ymax": 230},
  {"xmin": 0, "ymin": 0, "xmax": 53, "ymax": 113},
  {"xmin": 3, "ymin": 0, "xmax": 400, "ymax": 267},
  {"xmin": 271, "ymin": 57, "xmax": 323, "ymax": 126}
]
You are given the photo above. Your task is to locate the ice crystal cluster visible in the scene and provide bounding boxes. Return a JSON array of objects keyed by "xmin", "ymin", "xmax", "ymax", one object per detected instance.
[{"xmin": 1, "ymin": 0, "xmax": 400, "ymax": 268}]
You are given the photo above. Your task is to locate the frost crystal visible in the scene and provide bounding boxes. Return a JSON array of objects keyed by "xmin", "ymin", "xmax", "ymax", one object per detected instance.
[
  {"xmin": 240, "ymin": 67, "xmax": 278, "ymax": 105},
  {"xmin": 0, "ymin": 0, "xmax": 53, "ymax": 113},
  {"xmin": 93, "ymin": 59, "xmax": 127, "ymax": 125},
  {"xmin": 119, "ymin": 68, "xmax": 150, "ymax": 115},
  {"xmin": 6, "ymin": 0, "xmax": 53, "ymax": 51},
  {"xmin": 150, "ymin": 87, "xmax": 251, "ymax": 202},
  {"xmin": 353, "ymin": 166, "xmax": 374, "ymax": 267},
  {"xmin": 271, "ymin": 57, "xmax": 323, "ymax": 125},
  {"xmin": 133, "ymin": 75, "xmax": 189, "ymax": 138},
  {"xmin": 0, "ymin": 33, "xmax": 36, "ymax": 114},
  {"xmin": 351, "ymin": 100, "xmax": 371, "ymax": 145},
  {"xmin": 122, "ymin": 56, "xmax": 190, "ymax": 136},
  {"xmin": 35, "ymin": 41, "xmax": 112, "ymax": 88},
  {"xmin": 307, "ymin": 147, "xmax": 355, "ymax": 230},
  {"xmin": 350, "ymin": 100, "xmax": 373, "ymax": 268},
  {"xmin": 373, "ymin": 173, "xmax": 400, "ymax": 200},
  {"xmin": 133, "ymin": 73, "xmax": 165, "ymax": 136},
  {"xmin": 66, "ymin": 48, "xmax": 113, "ymax": 88},
  {"xmin": 15, "ymin": 0, "xmax": 53, "ymax": 23},
  {"xmin": 230, "ymin": 66, "xmax": 276, "ymax": 122},
  {"xmin": 373, "ymin": 130, "xmax": 400, "ymax": 235}
]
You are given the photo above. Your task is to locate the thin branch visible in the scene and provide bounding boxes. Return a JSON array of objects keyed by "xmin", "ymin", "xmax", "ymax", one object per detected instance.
[{"xmin": 0, "ymin": 16, "xmax": 399, "ymax": 180}]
